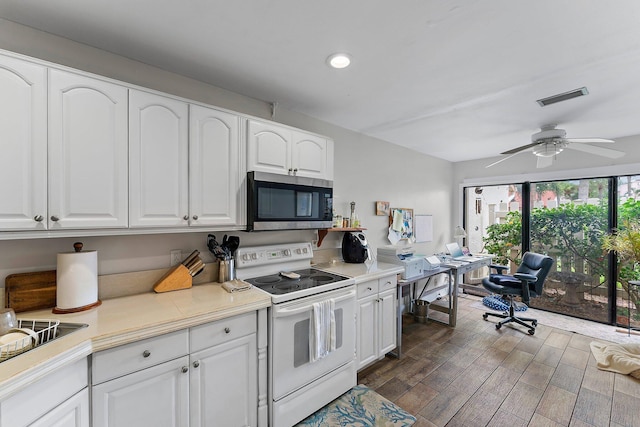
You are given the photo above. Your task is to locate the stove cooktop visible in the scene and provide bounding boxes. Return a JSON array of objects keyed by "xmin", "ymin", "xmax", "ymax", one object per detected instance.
[{"xmin": 244, "ymin": 268, "xmax": 351, "ymax": 295}]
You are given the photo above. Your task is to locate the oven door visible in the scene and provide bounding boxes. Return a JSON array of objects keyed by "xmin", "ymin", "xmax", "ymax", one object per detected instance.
[{"xmin": 270, "ymin": 286, "xmax": 356, "ymax": 400}]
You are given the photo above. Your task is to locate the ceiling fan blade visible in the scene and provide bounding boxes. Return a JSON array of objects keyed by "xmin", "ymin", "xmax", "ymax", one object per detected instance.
[
  {"xmin": 565, "ymin": 143, "xmax": 625, "ymax": 158},
  {"xmin": 501, "ymin": 141, "xmax": 541, "ymax": 155},
  {"xmin": 566, "ymin": 137, "xmax": 615, "ymax": 144},
  {"xmin": 536, "ymin": 156, "xmax": 554, "ymax": 168},
  {"xmin": 485, "ymin": 152, "xmax": 522, "ymax": 168}
]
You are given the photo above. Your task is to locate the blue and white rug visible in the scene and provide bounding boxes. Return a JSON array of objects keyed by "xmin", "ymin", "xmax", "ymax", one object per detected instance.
[{"xmin": 296, "ymin": 384, "xmax": 416, "ymax": 427}]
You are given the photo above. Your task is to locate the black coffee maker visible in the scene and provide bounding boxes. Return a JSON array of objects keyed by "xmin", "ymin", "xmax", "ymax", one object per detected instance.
[{"xmin": 342, "ymin": 232, "xmax": 370, "ymax": 263}]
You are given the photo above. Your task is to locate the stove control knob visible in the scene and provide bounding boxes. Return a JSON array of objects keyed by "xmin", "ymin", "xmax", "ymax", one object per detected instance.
[
  {"xmin": 302, "ymin": 247, "xmax": 308, "ymax": 254},
  {"xmin": 284, "ymin": 249, "xmax": 291, "ymax": 256},
  {"xmin": 242, "ymin": 253, "xmax": 250, "ymax": 261},
  {"xmin": 251, "ymin": 253, "xmax": 258, "ymax": 260}
]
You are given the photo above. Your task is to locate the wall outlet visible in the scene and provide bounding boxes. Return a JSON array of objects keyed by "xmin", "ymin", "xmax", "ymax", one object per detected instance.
[{"xmin": 170, "ymin": 249, "xmax": 182, "ymax": 266}]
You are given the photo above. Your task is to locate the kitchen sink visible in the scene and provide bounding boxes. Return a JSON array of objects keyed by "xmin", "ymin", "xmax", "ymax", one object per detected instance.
[{"xmin": 1, "ymin": 320, "xmax": 88, "ymax": 363}]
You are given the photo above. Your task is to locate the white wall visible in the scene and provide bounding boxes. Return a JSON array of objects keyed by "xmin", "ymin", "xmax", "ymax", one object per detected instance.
[{"xmin": 0, "ymin": 19, "xmax": 454, "ymax": 305}]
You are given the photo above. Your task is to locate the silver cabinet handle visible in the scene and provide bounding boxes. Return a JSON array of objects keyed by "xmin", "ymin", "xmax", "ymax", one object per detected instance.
[
  {"xmin": 193, "ymin": 360, "xmax": 200, "ymax": 368},
  {"xmin": 224, "ymin": 327, "xmax": 231, "ymax": 334},
  {"xmin": 183, "ymin": 215, "xmax": 189, "ymax": 220},
  {"xmin": 192, "ymin": 215, "xmax": 198, "ymax": 220},
  {"xmin": 293, "ymin": 168, "xmax": 298, "ymax": 175},
  {"xmin": 181, "ymin": 366, "xmax": 189, "ymax": 373},
  {"xmin": 143, "ymin": 350, "xmax": 151, "ymax": 358},
  {"xmin": 50, "ymin": 215, "xmax": 59, "ymax": 222},
  {"xmin": 367, "ymin": 287, "xmax": 372, "ymax": 291},
  {"xmin": 34, "ymin": 215, "xmax": 44, "ymax": 222},
  {"xmin": 288, "ymin": 168, "xmax": 293, "ymax": 175}
]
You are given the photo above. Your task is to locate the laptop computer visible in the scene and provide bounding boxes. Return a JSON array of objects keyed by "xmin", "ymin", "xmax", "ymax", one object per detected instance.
[{"xmin": 445, "ymin": 242, "xmax": 471, "ymax": 261}]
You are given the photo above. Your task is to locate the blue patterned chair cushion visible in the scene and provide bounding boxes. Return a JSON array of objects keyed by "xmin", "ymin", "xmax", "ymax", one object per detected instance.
[
  {"xmin": 295, "ymin": 384, "xmax": 416, "ymax": 427},
  {"xmin": 482, "ymin": 294, "xmax": 528, "ymax": 312}
]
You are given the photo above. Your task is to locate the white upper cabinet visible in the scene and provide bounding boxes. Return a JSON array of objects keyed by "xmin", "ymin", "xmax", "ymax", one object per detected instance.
[
  {"xmin": 247, "ymin": 119, "xmax": 291, "ymax": 175},
  {"xmin": 129, "ymin": 90, "xmax": 189, "ymax": 227},
  {"xmin": 247, "ymin": 119, "xmax": 334, "ymax": 180},
  {"xmin": 0, "ymin": 55, "xmax": 47, "ymax": 230},
  {"xmin": 292, "ymin": 130, "xmax": 332, "ymax": 180},
  {"xmin": 49, "ymin": 69, "xmax": 129, "ymax": 229},
  {"xmin": 189, "ymin": 105, "xmax": 242, "ymax": 227}
]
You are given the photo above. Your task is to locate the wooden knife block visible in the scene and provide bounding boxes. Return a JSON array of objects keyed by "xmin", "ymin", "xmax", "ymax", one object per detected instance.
[{"xmin": 153, "ymin": 264, "xmax": 192, "ymax": 293}]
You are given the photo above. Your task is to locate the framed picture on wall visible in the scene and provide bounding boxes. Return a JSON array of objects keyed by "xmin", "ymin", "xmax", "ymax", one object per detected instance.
[{"xmin": 375, "ymin": 201, "xmax": 390, "ymax": 216}]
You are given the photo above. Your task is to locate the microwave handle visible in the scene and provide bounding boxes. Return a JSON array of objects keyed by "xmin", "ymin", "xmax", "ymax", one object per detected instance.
[{"xmin": 272, "ymin": 290, "xmax": 355, "ymax": 317}]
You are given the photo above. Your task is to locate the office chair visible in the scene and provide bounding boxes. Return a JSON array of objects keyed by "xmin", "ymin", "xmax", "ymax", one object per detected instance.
[{"xmin": 482, "ymin": 252, "xmax": 554, "ymax": 335}]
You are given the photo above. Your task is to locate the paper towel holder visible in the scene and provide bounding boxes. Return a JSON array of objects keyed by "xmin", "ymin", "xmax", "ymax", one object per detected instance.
[{"xmin": 52, "ymin": 242, "xmax": 102, "ymax": 314}]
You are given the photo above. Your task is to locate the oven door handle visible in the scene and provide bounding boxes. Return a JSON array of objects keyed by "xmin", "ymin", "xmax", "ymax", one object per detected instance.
[{"xmin": 272, "ymin": 290, "xmax": 355, "ymax": 317}]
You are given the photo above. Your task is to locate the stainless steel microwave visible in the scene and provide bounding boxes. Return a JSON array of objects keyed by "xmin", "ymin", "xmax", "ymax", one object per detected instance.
[{"xmin": 247, "ymin": 171, "xmax": 333, "ymax": 231}]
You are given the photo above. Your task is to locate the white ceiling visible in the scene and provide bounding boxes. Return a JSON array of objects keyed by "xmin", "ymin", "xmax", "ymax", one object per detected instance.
[{"xmin": 2, "ymin": 0, "xmax": 640, "ymax": 163}]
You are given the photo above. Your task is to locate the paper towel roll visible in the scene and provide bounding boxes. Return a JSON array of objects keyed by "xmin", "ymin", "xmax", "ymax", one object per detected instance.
[{"xmin": 56, "ymin": 249, "xmax": 99, "ymax": 310}]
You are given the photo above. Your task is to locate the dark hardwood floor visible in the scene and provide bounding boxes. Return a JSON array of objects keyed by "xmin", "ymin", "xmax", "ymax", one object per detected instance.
[{"xmin": 357, "ymin": 295, "xmax": 640, "ymax": 427}]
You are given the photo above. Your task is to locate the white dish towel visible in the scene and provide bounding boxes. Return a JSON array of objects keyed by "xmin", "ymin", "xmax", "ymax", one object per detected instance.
[{"xmin": 310, "ymin": 299, "xmax": 336, "ymax": 363}]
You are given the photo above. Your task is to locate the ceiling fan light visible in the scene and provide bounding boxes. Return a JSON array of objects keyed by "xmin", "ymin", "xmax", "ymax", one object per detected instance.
[{"xmin": 532, "ymin": 140, "xmax": 567, "ymax": 157}]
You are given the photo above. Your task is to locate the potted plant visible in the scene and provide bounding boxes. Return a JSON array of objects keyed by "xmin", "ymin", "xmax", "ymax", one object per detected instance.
[{"xmin": 602, "ymin": 219, "xmax": 640, "ymax": 323}]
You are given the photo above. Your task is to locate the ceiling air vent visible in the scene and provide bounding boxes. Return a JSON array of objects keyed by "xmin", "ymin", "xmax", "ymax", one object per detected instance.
[{"xmin": 536, "ymin": 87, "xmax": 589, "ymax": 107}]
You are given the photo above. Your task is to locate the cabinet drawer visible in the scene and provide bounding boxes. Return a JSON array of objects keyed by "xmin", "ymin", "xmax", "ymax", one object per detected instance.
[
  {"xmin": 379, "ymin": 275, "xmax": 398, "ymax": 292},
  {"xmin": 357, "ymin": 280, "xmax": 378, "ymax": 299},
  {"xmin": 190, "ymin": 311, "xmax": 256, "ymax": 353},
  {"xmin": 92, "ymin": 329, "xmax": 189, "ymax": 385}
]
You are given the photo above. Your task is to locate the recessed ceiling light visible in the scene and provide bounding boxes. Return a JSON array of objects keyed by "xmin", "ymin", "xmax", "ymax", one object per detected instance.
[{"xmin": 326, "ymin": 53, "xmax": 352, "ymax": 69}]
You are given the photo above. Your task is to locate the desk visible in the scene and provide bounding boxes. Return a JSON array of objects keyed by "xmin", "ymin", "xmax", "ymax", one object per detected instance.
[
  {"xmin": 396, "ymin": 267, "xmax": 451, "ymax": 358},
  {"xmin": 395, "ymin": 256, "xmax": 493, "ymax": 357}
]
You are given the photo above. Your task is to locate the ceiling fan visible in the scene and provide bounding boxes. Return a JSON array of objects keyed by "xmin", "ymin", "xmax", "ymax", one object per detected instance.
[{"xmin": 487, "ymin": 124, "xmax": 625, "ymax": 168}]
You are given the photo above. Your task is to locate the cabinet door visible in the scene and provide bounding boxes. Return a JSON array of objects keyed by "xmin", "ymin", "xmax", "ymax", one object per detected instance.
[
  {"xmin": 0, "ymin": 55, "xmax": 47, "ymax": 230},
  {"xmin": 189, "ymin": 105, "xmax": 241, "ymax": 227},
  {"xmin": 190, "ymin": 334, "xmax": 257, "ymax": 427},
  {"xmin": 30, "ymin": 388, "xmax": 89, "ymax": 427},
  {"xmin": 291, "ymin": 131, "xmax": 329, "ymax": 179},
  {"xmin": 378, "ymin": 288, "xmax": 397, "ymax": 356},
  {"xmin": 357, "ymin": 293, "xmax": 378, "ymax": 370},
  {"xmin": 247, "ymin": 120, "xmax": 291, "ymax": 175},
  {"xmin": 129, "ymin": 90, "xmax": 189, "ymax": 227},
  {"xmin": 92, "ymin": 356, "xmax": 190, "ymax": 427},
  {"xmin": 48, "ymin": 69, "xmax": 128, "ymax": 229}
]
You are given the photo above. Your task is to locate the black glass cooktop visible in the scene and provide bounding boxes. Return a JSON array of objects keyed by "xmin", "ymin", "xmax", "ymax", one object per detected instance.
[{"xmin": 244, "ymin": 268, "xmax": 350, "ymax": 295}]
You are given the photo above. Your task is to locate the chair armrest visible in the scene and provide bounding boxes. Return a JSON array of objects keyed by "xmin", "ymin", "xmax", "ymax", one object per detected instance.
[
  {"xmin": 489, "ymin": 264, "xmax": 509, "ymax": 274},
  {"xmin": 513, "ymin": 273, "xmax": 537, "ymax": 283},
  {"xmin": 513, "ymin": 273, "xmax": 537, "ymax": 304}
]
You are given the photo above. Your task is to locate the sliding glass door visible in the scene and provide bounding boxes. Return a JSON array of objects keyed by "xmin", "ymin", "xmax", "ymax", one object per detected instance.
[
  {"xmin": 528, "ymin": 179, "xmax": 610, "ymax": 322},
  {"xmin": 616, "ymin": 175, "xmax": 640, "ymax": 329},
  {"xmin": 464, "ymin": 176, "xmax": 639, "ymax": 325}
]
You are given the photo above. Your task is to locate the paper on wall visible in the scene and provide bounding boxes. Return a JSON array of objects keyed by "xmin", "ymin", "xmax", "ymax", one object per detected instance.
[
  {"xmin": 392, "ymin": 210, "xmax": 404, "ymax": 232},
  {"xmin": 387, "ymin": 226, "xmax": 401, "ymax": 245}
]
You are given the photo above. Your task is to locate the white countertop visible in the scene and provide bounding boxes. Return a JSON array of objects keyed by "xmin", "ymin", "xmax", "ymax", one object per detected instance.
[
  {"xmin": 0, "ymin": 282, "xmax": 271, "ymax": 400},
  {"xmin": 313, "ymin": 260, "xmax": 403, "ymax": 283}
]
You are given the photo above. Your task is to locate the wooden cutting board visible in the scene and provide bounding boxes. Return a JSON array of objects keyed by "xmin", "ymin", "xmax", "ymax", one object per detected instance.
[{"xmin": 5, "ymin": 270, "xmax": 57, "ymax": 313}]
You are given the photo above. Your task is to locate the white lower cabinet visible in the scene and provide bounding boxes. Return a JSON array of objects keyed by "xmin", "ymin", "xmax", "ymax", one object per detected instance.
[
  {"xmin": 92, "ymin": 356, "xmax": 190, "ymax": 427},
  {"xmin": 29, "ymin": 388, "xmax": 90, "ymax": 427},
  {"xmin": 0, "ymin": 358, "xmax": 89, "ymax": 427},
  {"xmin": 356, "ymin": 275, "xmax": 397, "ymax": 370},
  {"xmin": 91, "ymin": 312, "xmax": 263, "ymax": 427},
  {"xmin": 190, "ymin": 334, "xmax": 257, "ymax": 427}
]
